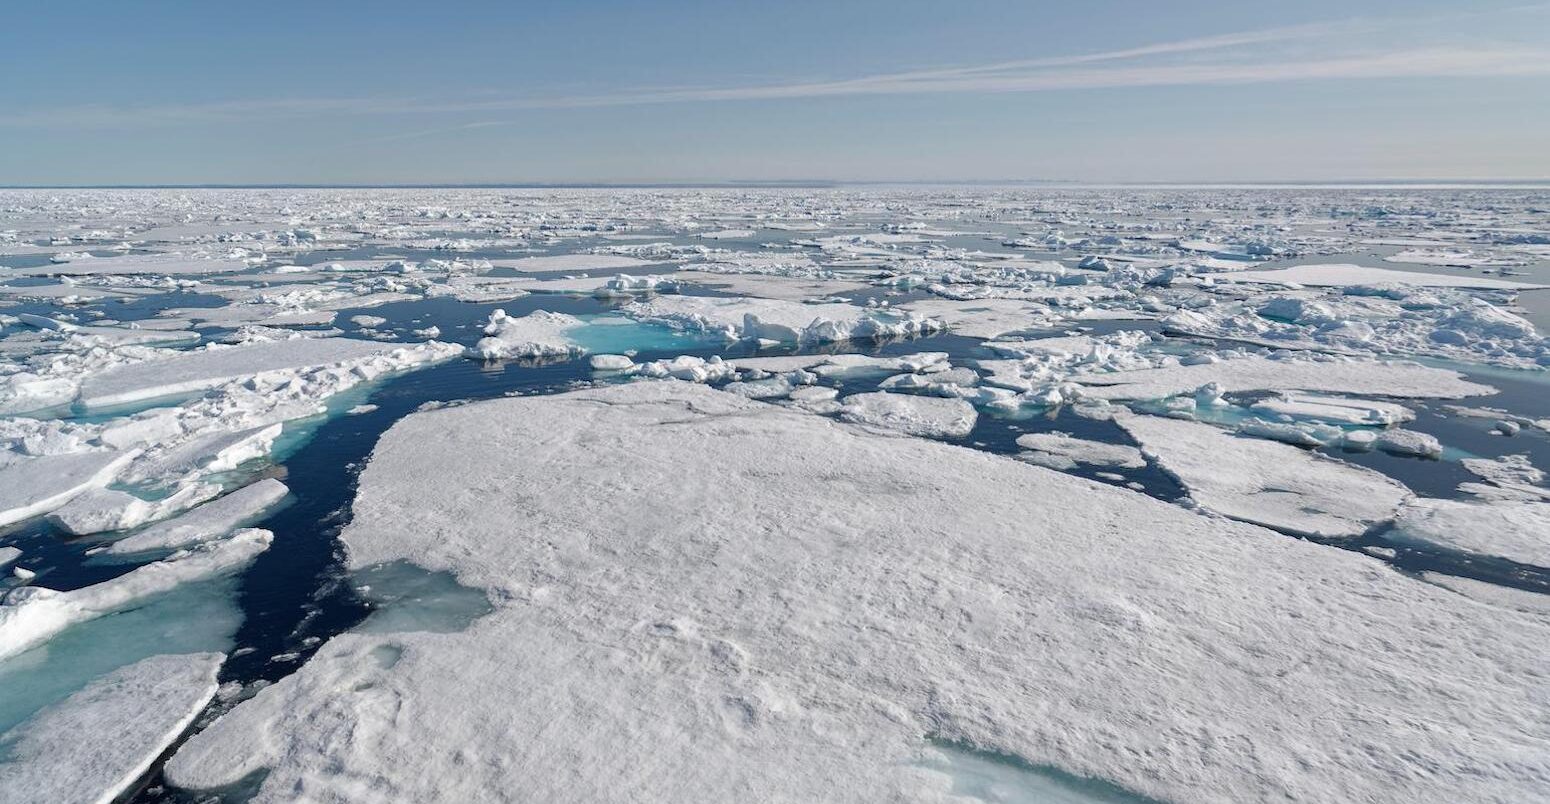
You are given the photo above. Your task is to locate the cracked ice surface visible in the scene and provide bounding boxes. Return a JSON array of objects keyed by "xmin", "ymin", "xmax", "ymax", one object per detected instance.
[{"xmin": 167, "ymin": 382, "xmax": 1550, "ymax": 803}]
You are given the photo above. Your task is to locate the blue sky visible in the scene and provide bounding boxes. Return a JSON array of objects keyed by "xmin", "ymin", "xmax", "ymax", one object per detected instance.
[{"xmin": 3, "ymin": 0, "xmax": 1548, "ymax": 184}]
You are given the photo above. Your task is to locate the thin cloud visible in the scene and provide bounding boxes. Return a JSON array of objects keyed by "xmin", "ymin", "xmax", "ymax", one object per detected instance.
[{"xmin": 6, "ymin": 8, "xmax": 1548, "ymax": 129}]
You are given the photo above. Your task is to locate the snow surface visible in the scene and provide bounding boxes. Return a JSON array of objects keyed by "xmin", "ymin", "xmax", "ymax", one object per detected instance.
[
  {"xmin": 471, "ymin": 309, "xmax": 586, "ymax": 360},
  {"xmin": 1115, "ymin": 412, "xmax": 1412, "ymax": 537},
  {"xmin": 167, "ymin": 382, "xmax": 1550, "ymax": 803},
  {"xmin": 0, "ymin": 653, "xmax": 223, "ymax": 804},
  {"xmin": 78, "ymin": 338, "xmax": 436, "ymax": 409},
  {"xmin": 106, "ymin": 478, "xmax": 289, "ymax": 555},
  {"xmin": 1390, "ymin": 498, "xmax": 1550, "ymax": 567},
  {"xmin": 838, "ymin": 392, "xmax": 978, "ymax": 438},
  {"xmin": 1075, "ymin": 355, "xmax": 1491, "ymax": 401},
  {"xmin": 1217, "ymin": 263, "xmax": 1546, "ymax": 290}
]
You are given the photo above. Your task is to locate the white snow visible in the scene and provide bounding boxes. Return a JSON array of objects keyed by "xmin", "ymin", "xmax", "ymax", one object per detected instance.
[
  {"xmin": 165, "ymin": 381, "xmax": 1550, "ymax": 804},
  {"xmin": 1217, "ymin": 263, "xmax": 1546, "ymax": 290},
  {"xmin": 470, "ymin": 309, "xmax": 586, "ymax": 360},
  {"xmin": 0, "ymin": 449, "xmax": 135, "ymax": 528},
  {"xmin": 1076, "ymin": 355, "xmax": 1492, "ymax": 401},
  {"xmin": 0, "ymin": 653, "xmax": 223, "ymax": 804},
  {"xmin": 1390, "ymin": 498, "xmax": 1550, "ymax": 567},
  {"xmin": 1115, "ymin": 412, "xmax": 1412, "ymax": 537},
  {"xmin": 107, "ymin": 479, "xmax": 289, "ymax": 555},
  {"xmin": 839, "ymin": 392, "xmax": 978, "ymax": 438}
]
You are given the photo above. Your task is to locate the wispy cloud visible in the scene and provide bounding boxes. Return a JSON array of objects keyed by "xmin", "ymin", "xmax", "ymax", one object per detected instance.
[{"xmin": 6, "ymin": 7, "xmax": 1549, "ymax": 131}]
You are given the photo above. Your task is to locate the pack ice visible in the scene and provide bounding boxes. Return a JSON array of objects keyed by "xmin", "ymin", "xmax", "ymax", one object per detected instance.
[{"xmin": 166, "ymin": 382, "xmax": 1550, "ymax": 803}]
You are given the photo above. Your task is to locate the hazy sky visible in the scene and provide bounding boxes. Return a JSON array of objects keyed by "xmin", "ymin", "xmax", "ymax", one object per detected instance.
[{"xmin": 4, "ymin": 0, "xmax": 1549, "ymax": 184}]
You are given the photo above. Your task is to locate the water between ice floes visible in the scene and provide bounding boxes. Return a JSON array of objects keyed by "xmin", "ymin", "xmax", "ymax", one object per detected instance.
[{"xmin": 4, "ymin": 286, "xmax": 1547, "ymax": 803}]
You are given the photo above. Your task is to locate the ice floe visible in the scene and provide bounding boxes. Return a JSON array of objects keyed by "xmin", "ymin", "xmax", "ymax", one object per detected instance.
[
  {"xmin": 166, "ymin": 382, "xmax": 1550, "ymax": 803},
  {"xmin": 0, "ymin": 653, "xmax": 223, "ymax": 804},
  {"xmin": 0, "ymin": 529, "xmax": 271, "ymax": 661},
  {"xmin": 1115, "ymin": 412, "xmax": 1411, "ymax": 537}
]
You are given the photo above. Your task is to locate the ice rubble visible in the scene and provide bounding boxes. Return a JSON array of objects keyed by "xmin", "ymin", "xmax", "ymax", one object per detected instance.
[
  {"xmin": 166, "ymin": 382, "xmax": 1550, "ymax": 803},
  {"xmin": 487, "ymin": 254, "xmax": 656, "ymax": 273},
  {"xmin": 106, "ymin": 478, "xmax": 288, "ymax": 555},
  {"xmin": 0, "ymin": 653, "xmax": 223, "ymax": 804},
  {"xmin": 1115, "ymin": 412, "xmax": 1411, "ymax": 537},
  {"xmin": 1248, "ymin": 394, "xmax": 1413, "ymax": 426},
  {"xmin": 624, "ymin": 296, "xmax": 941, "ymax": 344},
  {"xmin": 471, "ymin": 309, "xmax": 587, "ymax": 360},
  {"xmin": 0, "ymin": 528, "xmax": 271, "ymax": 662}
]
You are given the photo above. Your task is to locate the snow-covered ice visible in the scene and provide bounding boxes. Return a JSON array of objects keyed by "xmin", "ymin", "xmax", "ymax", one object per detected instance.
[
  {"xmin": 166, "ymin": 382, "xmax": 1550, "ymax": 804},
  {"xmin": 0, "ymin": 528, "xmax": 272, "ymax": 661},
  {"xmin": 0, "ymin": 653, "xmax": 223, "ymax": 804},
  {"xmin": 106, "ymin": 478, "xmax": 289, "ymax": 555},
  {"xmin": 1115, "ymin": 412, "xmax": 1412, "ymax": 537}
]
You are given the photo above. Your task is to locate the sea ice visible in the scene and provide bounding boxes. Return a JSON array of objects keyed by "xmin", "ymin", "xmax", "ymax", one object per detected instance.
[
  {"xmin": 0, "ymin": 529, "xmax": 272, "ymax": 661},
  {"xmin": 1217, "ymin": 263, "xmax": 1545, "ymax": 290},
  {"xmin": 106, "ymin": 478, "xmax": 289, "ymax": 555},
  {"xmin": 0, "ymin": 653, "xmax": 223, "ymax": 804},
  {"xmin": 1115, "ymin": 412, "xmax": 1411, "ymax": 537},
  {"xmin": 0, "ymin": 449, "xmax": 135, "ymax": 528},
  {"xmin": 471, "ymin": 309, "xmax": 586, "ymax": 360},
  {"xmin": 838, "ymin": 392, "xmax": 978, "ymax": 438},
  {"xmin": 1390, "ymin": 498, "xmax": 1550, "ymax": 567},
  {"xmin": 1076, "ymin": 355, "xmax": 1491, "ymax": 401},
  {"xmin": 1014, "ymin": 433, "xmax": 1145, "ymax": 471},
  {"xmin": 166, "ymin": 382, "xmax": 1550, "ymax": 803}
]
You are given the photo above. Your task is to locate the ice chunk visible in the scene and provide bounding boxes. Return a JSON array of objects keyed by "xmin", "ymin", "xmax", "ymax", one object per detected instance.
[
  {"xmin": 839, "ymin": 392, "xmax": 978, "ymax": 438},
  {"xmin": 1390, "ymin": 498, "xmax": 1550, "ymax": 567},
  {"xmin": 487, "ymin": 254, "xmax": 655, "ymax": 273},
  {"xmin": 1077, "ymin": 355, "xmax": 1491, "ymax": 401},
  {"xmin": 1372, "ymin": 429, "xmax": 1443, "ymax": 458},
  {"xmin": 1015, "ymin": 433, "xmax": 1145, "ymax": 470},
  {"xmin": 0, "ymin": 449, "xmax": 135, "ymax": 528},
  {"xmin": 0, "ymin": 547, "xmax": 19, "ymax": 568},
  {"xmin": 1249, "ymin": 394, "xmax": 1413, "ymax": 426},
  {"xmin": 47, "ymin": 482, "xmax": 220, "ymax": 536},
  {"xmin": 78, "ymin": 338, "xmax": 428, "ymax": 410},
  {"xmin": 589, "ymin": 354, "xmax": 636, "ymax": 371},
  {"xmin": 167, "ymin": 382, "xmax": 1550, "ymax": 803},
  {"xmin": 0, "ymin": 653, "xmax": 223, "ymax": 804},
  {"xmin": 625, "ymin": 296, "xmax": 941, "ymax": 344},
  {"xmin": 1218, "ymin": 263, "xmax": 1546, "ymax": 290},
  {"xmin": 470, "ymin": 309, "xmax": 586, "ymax": 360},
  {"xmin": 0, "ymin": 529, "xmax": 271, "ymax": 661},
  {"xmin": 1116, "ymin": 412, "xmax": 1411, "ymax": 537},
  {"xmin": 107, "ymin": 479, "xmax": 289, "ymax": 555}
]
